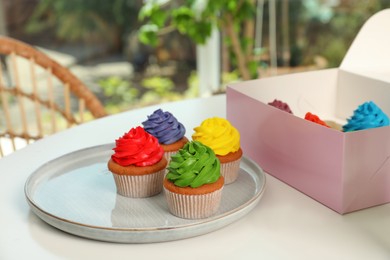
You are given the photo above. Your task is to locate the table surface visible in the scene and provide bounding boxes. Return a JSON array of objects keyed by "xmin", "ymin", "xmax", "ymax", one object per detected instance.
[{"xmin": 1, "ymin": 94, "xmax": 390, "ymax": 260}]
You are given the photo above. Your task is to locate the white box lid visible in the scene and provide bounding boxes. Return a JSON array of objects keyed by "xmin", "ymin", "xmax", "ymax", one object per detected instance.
[{"xmin": 340, "ymin": 9, "xmax": 390, "ymax": 82}]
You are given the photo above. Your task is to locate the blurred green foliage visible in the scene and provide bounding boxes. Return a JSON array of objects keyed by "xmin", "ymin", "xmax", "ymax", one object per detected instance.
[
  {"xmin": 25, "ymin": 0, "xmax": 390, "ymax": 69},
  {"xmin": 138, "ymin": 0, "xmax": 390, "ymax": 79},
  {"xmin": 142, "ymin": 76, "xmax": 174, "ymax": 94},
  {"xmin": 99, "ymin": 76, "xmax": 139, "ymax": 106},
  {"xmin": 25, "ymin": 0, "xmax": 142, "ymax": 50},
  {"xmin": 23, "ymin": 0, "xmax": 390, "ymax": 112},
  {"xmin": 297, "ymin": 0, "xmax": 390, "ymax": 67},
  {"xmin": 98, "ymin": 75, "xmax": 197, "ymax": 112},
  {"xmin": 138, "ymin": 0, "xmax": 258, "ymax": 80}
]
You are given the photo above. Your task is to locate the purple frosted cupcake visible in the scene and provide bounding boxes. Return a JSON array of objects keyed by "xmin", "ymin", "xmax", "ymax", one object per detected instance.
[
  {"xmin": 142, "ymin": 109, "xmax": 189, "ymax": 163},
  {"xmin": 268, "ymin": 99, "xmax": 293, "ymax": 114}
]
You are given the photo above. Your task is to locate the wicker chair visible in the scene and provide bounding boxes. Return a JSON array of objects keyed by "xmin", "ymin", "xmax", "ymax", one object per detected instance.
[{"xmin": 0, "ymin": 36, "xmax": 107, "ymax": 157}]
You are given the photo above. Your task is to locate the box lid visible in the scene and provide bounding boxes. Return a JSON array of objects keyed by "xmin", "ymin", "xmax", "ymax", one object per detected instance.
[{"xmin": 340, "ymin": 9, "xmax": 390, "ymax": 82}]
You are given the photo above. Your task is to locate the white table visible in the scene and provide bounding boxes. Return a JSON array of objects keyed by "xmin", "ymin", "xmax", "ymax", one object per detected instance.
[{"xmin": 1, "ymin": 94, "xmax": 390, "ymax": 259}]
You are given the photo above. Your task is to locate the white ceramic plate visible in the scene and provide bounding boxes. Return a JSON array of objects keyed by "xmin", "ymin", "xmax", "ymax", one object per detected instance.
[{"xmin": 25, "ymin": 143, "xmax": 266, "ymax": 243}]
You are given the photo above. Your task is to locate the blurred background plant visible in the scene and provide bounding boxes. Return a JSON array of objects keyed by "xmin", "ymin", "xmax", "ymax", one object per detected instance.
[
  {"xmin": 2, "ymin": 0, "xmax": 389, "ymax": 112},
  {"xmin": 24, "ymin": 0, "xmax": 142, "ymax": 53},
  {"xmin": 138, "ymin": 0, "xmax": 259, "ymax": 80},
  {"xmin": 138, "ymin": 0, "xmax": 390, "ymax": 79},
  {"xmin": 98, "ymin": 76, "xmax": 139, "ymax": 113},
  {"xmin": 98, "ymin": 74, "xmax": 198, "ymax": 113}
]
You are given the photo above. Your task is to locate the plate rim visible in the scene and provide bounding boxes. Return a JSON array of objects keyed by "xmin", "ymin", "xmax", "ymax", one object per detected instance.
[{"xmin": 24, "ymin": 143, "xmax": 266, "ymax": 242}]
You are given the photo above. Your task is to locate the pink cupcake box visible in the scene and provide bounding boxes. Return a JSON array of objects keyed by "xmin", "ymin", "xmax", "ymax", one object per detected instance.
[{"xmin": 226, "ymin": 9, "xmax": 390, "ymax": 214}]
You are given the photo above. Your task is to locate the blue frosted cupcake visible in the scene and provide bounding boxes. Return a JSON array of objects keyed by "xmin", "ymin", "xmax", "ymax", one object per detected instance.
[
  {"xmin": 142, "ymin": 109, "xmax": 189, "ymax": 162},
  {"xmin": 343, "ymin": 101, "xmax": 389, "ymax": 132}
]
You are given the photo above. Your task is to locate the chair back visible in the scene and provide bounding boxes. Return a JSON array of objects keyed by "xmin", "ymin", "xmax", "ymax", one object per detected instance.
[{"xmin": 0, "ymin": 36, "xmax": 107, "ymax": 157}]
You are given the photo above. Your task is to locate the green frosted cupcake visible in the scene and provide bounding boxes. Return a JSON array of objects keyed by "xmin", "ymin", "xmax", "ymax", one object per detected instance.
[{"xmin": 163, "ymin": 141, "xmax": 224, "ymax": 219}]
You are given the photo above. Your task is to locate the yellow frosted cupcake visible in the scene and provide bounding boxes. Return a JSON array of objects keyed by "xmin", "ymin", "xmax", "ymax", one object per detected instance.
[{"xmin": 192, "ymin": 117, "xmax": 242, "ymax": 184}]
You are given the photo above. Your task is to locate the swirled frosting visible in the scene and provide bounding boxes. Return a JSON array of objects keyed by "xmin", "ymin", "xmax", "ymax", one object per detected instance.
[
  {"xmin": 268, "ymin": 99, "xmax": 293, "ymax": 114},
  {"xmin": 192, "ymin": 117, "xmax": 240, "ymax": 156},
  {"xmin": 305, "ymin": 112, "xmax": 330, "ymax": 128},
  {"xmin": 342, "ymin": 101, "xmax": 389, "ymax": 132},
  {"xmin": 142, "ymin": 109, "xmax": 186, "ymax": 144},
  {"xmin": 111, "ymin": 126, "xmax": 164, "ymax": 167},
  {"xmin": 166, "ymin": 141, "xmax": 220, "ymax": 188}
]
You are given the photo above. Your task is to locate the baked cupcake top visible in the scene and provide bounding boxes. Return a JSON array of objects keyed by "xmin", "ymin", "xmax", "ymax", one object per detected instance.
[
  {"xmin": 305, "ymin": 112, "xmax": 330, "ymax": 128},
  {"xmin": 142, "ymin": 109, "xmax": 186, "ymax": 144},
  {"xmin": 343, "ymin": 101, "xmax": 389, "ymax": 132},
  {"xmin": 111, "ymin": 126, "xmax": 164, "ymax": 167},
  {"xmin": 166, "ymin": 141, "xmax": 220, "ymax": 188},
  {"xmin": 192, "ymin": 117, "xmax": 240, "ymax": 156},
  {"xmin": 268, "ymin": 99, "xmax": 293, "ymax": 114}
]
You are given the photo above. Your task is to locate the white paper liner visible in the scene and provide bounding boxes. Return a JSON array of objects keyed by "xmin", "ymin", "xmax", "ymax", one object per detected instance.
[
  {"xmin": 112, "ymin": 169, "xmax": 165, "ymax": 198},
  {"xmin": 163, "ymin": 150, "xmax": 178, "ymax": 175},
  {"xmin": 163, "ymin": 186, "xmax": 223, "ymax": 219},
  {"xmin": 164, "ymin": 150, "xmax": 177, "ymax": 165},
  {"xmin": 221, "ymin": 157, "xmax": 242, "ymax": 184}
]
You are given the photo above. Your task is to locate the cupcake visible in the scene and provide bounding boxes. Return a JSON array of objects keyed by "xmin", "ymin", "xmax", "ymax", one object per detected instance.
[
  {"xmin": 268, "ymin": 99, "xmax": 293, "ymax": 114},
  {"xmin": 342, "ymin": 101, "xmax": 389, "ymax": 132},
  {"xmin": 192, "ymin": 117, "xmax": 242, "ymax": 184},
  {"xmin": 163, "ymin": 141, "xmax": 224, "ymax": 219},
  {"xmin": 304, "ymin": 112, "xmax": 330, "ymax": 128},
  {"xmin": 142, "ymin": 109, "xmax": 189, "ymax": 163},
  {"xmin": 107, "ymin": 126, "xmax": 167, "ymax": 198},
  {"xmin": 324, "ymin": 120, "xmax": 342, "ymax": 131}
]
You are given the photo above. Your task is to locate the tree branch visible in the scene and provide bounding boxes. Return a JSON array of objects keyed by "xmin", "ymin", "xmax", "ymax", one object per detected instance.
[
  {"xmin": 225, "ymin": 15, "xmax": 251, "ymax": 80},
  {"xmin": 244, "ymin": 18, "xmax": 254, "ymax": 57},
  {"xmin": 156, "ymin": 25, "xmax": 176, "ymax": 36},
  {"xmin": 244, "ymin": 0, "xmax": 255, "ymax": 57}
]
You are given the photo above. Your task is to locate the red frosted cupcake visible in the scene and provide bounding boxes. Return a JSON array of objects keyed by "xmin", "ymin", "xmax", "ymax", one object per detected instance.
[
  {"xmin": 107, "ymin": 126, "xmax": 167, "ymax": 198},
  {"xmin": 305, "ymin": 112, "xmax": 330, "ymax": 128}
]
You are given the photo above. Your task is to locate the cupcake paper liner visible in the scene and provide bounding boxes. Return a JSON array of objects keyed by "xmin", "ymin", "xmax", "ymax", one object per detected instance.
[
  {"xmin": 163, "ymin": 150, "xmax": 179, "ymax": 175},
  {"xmin": 112, "ymin": 169, "xmax": 165, "ymax": 198},
  {"xmin": 221, "ymin": 158, "xmax": 242, "ymax": 184},
  {"xmin": 164, "ymin": 150, "xmax": 177, "ymax": 164},
  {"xmin": 163, "ymin": 187, "xmax": 223, "ymax": 219}
]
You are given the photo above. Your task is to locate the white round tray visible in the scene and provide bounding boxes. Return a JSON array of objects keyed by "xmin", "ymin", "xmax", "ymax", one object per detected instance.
[{"xmin": 25, "ymin": 143, "xmax": 266, "ymax": 243}]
